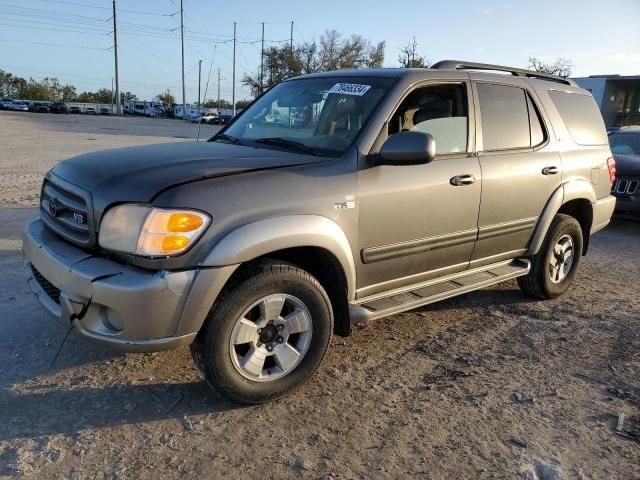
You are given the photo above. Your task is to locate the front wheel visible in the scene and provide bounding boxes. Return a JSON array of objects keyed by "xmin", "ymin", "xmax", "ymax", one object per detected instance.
[
  {"xmin": 518, "ymin": 214, "xmax": 583, "ymax": 300},
  {"xmin": 191, "ymin": 261, "xmax": 333, "ymax": 404}
]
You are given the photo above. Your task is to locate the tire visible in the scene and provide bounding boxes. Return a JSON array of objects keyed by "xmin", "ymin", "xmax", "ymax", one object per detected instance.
[
  {"xmin": 191, "ymin": 260, "xmax": 333, "ymax": 404},
  {"xmin": 518, "ymin": 214, "xmax": 583, "ymax": 300}
]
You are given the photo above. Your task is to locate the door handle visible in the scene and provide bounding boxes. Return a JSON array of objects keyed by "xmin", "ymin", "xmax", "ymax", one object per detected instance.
[
  {"xmin": 542, "ymin": 166, "xmax": 560, "ymax": 175},
  {"xmin": 450, "ymin": 174, "xmax": 476, "ymax": 186}
]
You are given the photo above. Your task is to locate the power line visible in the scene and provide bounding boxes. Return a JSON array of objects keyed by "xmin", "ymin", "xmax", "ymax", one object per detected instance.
[
  {"xmin": 0, "ymin": 22, "xmax": 110, "ymax": 36},
  {"xmin": 0, "ymin": 38, "xmax": 109, "ymax": 51},
  {"xmin": 4, "ymin": 0, "xmax": 171, "ymax": 16}
]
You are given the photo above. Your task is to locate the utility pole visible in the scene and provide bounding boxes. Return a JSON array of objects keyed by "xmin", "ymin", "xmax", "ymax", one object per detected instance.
[
  {"xmin": 289, "ymin": 20, "xmax": 294, "ymax": 75},
  {"xmin": 232, "ymin": 21, "xmax": 236, "ymax": 116},
  {"xmin": 217, "ymin": 68, "xmax": 221, "ymax": 111},
  {"xmin": 112, "ymin": 0, "xmax": 121, "ymax": 115},
  {"xmin": 111, "ymin": 77, "xmax": 114, "ymax": 114},
  {"xmin": 198, "ymin": 59, "xmax": 202, "ymax": 107},
  {"xmin": 180, "ymin": 0, "xmax": 186, "ymax": 120},
  {"xmin": 260, "ymin": 22, "xmax": 265, "ymax": 94}
]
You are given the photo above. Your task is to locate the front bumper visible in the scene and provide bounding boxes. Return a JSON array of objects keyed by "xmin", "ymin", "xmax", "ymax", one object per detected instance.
[{"xmin": 22, "ymin": 218, "xmax": 235, "ymax": 352}]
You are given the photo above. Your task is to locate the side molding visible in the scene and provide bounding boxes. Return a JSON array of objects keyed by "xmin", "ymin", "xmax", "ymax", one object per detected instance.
[
  {"xmin": 201, "ymin": 215, "xmax": 357, "ymax": 300},
  {"xmin": 526, "ymin": 180, "xmax": 596, "ymax": 256}
]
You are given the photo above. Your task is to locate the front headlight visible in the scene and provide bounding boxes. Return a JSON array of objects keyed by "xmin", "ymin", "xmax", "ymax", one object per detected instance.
[{"xmin": 99, "ymin": 205, "xmax": 211, "ymax": 257}]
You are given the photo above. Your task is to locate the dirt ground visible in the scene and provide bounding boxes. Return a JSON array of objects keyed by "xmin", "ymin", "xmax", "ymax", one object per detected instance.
[{"xmin": 1, "ymin": 111, "xmax": 639, "ymax": 479}]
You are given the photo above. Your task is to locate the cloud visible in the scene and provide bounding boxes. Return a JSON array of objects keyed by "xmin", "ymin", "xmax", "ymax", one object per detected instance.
[{"xmin": 481, "ymin": 8, "xmax": 491, "ymax": 15}]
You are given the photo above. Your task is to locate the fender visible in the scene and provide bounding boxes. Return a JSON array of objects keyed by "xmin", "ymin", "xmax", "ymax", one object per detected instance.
[
  {"xmin": 200, "ymin": 215, "xmax": 357, "ymax": 300},
  {"xmin": 526, "ymin": 180, "xmax": 596, "ymax": 256}
]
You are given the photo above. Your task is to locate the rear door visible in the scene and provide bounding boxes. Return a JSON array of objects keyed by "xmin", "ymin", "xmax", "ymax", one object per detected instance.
[{"xmin": 470, "ymin": 76, "xmax": 562, "ymax": 266}]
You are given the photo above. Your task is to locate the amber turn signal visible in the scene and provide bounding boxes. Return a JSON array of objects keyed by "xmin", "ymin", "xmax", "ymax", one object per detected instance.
[{"xmin": 167, "ymin": 213, "xmax": 205, "ymax": 232}]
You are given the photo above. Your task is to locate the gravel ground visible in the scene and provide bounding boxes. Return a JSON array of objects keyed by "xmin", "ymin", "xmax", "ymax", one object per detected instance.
[{"xmin": 1, "ymin": 111, "xmax": 639, "ymax": 479}]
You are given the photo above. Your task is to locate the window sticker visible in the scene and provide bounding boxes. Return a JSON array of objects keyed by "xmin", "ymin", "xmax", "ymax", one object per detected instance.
[{"xmin": 328, "ymin": 83, "xmax": 372, "ymax": 96}]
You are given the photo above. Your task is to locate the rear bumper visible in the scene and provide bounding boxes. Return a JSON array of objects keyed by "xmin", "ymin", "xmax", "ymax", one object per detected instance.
[
  {"xmin": 22, "ymin": 217, "xmax": 236, "ymax": 352},
  {"xmin": 591, "ymin": 195, "xmax": 617, "ymax": 234}
]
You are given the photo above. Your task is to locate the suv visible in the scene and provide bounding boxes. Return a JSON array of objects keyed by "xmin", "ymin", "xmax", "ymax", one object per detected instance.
[
  {"xmin": 50, "ymin": 102, "xmax": 69, "ymax": 114},
  {"xmin": 608, "ymin": 126, "xmax": 640, "ymax": 222},
  {"xmin": 23, "ymin": 61, "xmax": 616, "ymax": 404}
]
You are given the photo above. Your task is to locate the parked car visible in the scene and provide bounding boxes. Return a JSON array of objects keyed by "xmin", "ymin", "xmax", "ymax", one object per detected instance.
[
  {"xmin": 50, "ymin": 102, "xmax": 69, "ymax": 114},
  {"xmin": 1, "ymin": 98, "xmax": 15, "ymax": 110},
  {"xmin": 201, "ymin": 112, "xmax": 218, "ymax": 124},
  {"xmin": 23, "ymin": 61, "xmax": 616, "ymax": 404},
  {"xmin": 99, "ymin": 107, "xmax": 111, "ymax": 115},
  {"xmin": 186, "ymin": 112, "xmax": 203, "ymax": 123},
  {"xmin": 213, "ymin": 114, "xmax": 232, "ymax": 125},
  {"xmin": 609, "ymin": 126, "xmax": 640, "ymax": 222},
  {"xmin": 10, "ymin": 101, "xmax": 29, "ymax": 112},
  {"xmin": 85, "ymin": 107, "xmax": 96, "ymax": 115},
  {"xmin": 69, "ymin": 106, "xmax": 82, "ymax": 114},
  {"xmin": 33, "ymin": 103, "xmax": 50, "ymax": 113}
]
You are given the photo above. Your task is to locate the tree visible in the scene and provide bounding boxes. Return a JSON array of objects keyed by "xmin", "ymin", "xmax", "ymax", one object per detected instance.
[
  {"xmin": 242, "ymin": 29, "xmax": 385, "ymax": 97},
  {"xmin": 398, "ymin": 37, "xmax": 428, "ymax": 68},
  {"xmin": 120, "ymin": 91, "xmax": 136, "ymax": 103},
  {"xmin": 202, "ymin": 99, "xmax": 232, "ymax": 109},
  {"xmin": 156, "ymin": 89, "xmax": 175, "ymax": 105},
  {"xmin": 60, "ymin": 84, "xmax": 76, "ymax": 101},
  {"xmin": 235, "ymin": 99, "xmax": 251, "ymax": 110},
  {"xmin": 528, "ymin": 57, "xmax": 573, "ymax": 78}
]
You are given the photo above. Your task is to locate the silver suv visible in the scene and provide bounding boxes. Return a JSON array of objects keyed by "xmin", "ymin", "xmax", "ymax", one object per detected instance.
[{"xmin": 23, "ymin": 61, "xmax": 616, "ymax": 403}]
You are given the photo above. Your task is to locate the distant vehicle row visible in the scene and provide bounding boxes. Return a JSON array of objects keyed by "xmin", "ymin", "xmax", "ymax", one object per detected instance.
[{"xmin": 0, "ymin": 99, "xmax": 112, "ymax": 114}]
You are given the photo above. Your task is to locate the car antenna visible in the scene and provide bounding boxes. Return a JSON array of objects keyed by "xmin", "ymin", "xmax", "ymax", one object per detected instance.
[
  {"xmin": 196, "ymin": 45, "xmax": 217, "ymax": 142},
  {"xmin": 49, "ymin": 325, "xmax": 74, "ymax": 369}
]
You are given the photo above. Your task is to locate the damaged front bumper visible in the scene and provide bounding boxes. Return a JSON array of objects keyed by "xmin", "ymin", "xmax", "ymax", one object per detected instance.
[{"xmin": 22, "ymin": 218, "xmax": 210, "ymax": 352}]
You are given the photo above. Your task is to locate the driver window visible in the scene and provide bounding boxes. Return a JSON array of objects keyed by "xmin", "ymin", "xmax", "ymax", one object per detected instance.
[{"xmin": 388, "ymin": 83, "xmax": 468, "ymax": 155}]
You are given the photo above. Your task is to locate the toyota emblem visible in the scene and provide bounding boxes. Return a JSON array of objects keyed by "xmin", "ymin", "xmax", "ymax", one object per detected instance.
[{"xmin": 48, "ymin": 197, "xmax": 58, "ymax": 217}]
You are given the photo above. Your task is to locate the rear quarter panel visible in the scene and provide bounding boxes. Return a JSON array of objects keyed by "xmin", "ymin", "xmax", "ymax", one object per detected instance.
[{"xmin": 530, "ymin": 83, "xmax": 612, "ymax": 201}]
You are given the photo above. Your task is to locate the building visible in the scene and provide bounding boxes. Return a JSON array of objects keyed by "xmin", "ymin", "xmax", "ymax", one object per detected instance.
[{"xmin": 573, "ymin": 74, "xmax": 640, "ymax": 127}]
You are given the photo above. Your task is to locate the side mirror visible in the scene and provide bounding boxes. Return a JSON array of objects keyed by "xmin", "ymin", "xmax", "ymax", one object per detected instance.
[{"xmin": 378, "ymin": 131, "xmax": 435, "ymax": 165}]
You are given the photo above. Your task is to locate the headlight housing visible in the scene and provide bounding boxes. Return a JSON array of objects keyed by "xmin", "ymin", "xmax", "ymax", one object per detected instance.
[{"xmin": 99, "ymin": 205, "xmax": 211, "ymax": 257}]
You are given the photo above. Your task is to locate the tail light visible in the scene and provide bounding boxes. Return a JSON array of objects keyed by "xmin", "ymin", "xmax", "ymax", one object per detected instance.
[{"xmin": 607, "ymin": 157, "xmax": 616, "ymax": 184}]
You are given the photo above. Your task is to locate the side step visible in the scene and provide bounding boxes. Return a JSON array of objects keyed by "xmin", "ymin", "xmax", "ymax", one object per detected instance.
[{"xmin": 349, "ymin": 259, "xmax": 530, "ymax": 323}]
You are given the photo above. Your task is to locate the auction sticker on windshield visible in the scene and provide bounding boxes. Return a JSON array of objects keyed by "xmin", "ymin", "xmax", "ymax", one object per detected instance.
[{"xmin": 328, "ymin": 83, "xmax": 372, "ymax": 96}]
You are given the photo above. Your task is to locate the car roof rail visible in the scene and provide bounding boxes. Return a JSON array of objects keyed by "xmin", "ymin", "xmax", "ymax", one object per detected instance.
[{"xmin": 431, "ymin": 60, "xmax": 577, "ymax": 87}]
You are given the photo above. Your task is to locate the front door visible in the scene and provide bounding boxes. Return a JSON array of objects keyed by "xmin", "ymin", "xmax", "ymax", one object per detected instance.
[{"xmin": 356, "ymin": 81, "xmax": 481, "ymax": 298}]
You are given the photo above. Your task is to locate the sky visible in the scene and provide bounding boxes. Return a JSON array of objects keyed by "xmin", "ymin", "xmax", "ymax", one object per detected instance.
[{"xmin": 1, "ymin": 0, "xmax": 639, "ymax": 103}]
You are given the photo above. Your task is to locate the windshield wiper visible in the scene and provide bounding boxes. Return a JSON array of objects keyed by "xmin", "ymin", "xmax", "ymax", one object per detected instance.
[
  {"xmin": 253, "ymin": 137, "xmax": 319, "ymax": 156},
  {"xmin": 214, "ymin": 133, "xmax": 242, "ymax": 144}
]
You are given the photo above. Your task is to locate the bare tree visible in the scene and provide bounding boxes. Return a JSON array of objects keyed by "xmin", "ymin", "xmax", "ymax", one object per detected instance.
[
  {"xmin": 398, "ymin": 37, "xmax": 428, "ymax": 68},
  {"xmin": 528, "ymin": 56, "xmax": 573, "ymax": 78},
  {"xmin": 242, "ymin": 30, "xmax": 386, "ymax": 98}
]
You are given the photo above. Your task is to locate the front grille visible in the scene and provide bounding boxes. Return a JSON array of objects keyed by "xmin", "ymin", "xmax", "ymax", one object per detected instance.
[
  {"xmin": 612, "ymin": 177, "xmax": 639, "ymax": 195},
  {"xmin": 30, "ymin": 264, "xmax": 61, "ymax": 304},
  {"xmin": 40, "ymin": 175, "xmax": 95, "ymax": 248}
]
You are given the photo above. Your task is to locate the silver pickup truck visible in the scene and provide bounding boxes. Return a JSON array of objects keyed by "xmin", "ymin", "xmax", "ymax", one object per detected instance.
[{"xmin": 23, "ymin": 61, "xmax": 616, "ymax": 404}]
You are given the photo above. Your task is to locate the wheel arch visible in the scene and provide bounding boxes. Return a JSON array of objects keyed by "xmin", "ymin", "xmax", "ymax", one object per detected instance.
[
  {"xmin": 197, "ymin": 215, "xmax": 356, "ymax": 337},
  {"xmin": 527, "ymin": 181, "xmax": 595, "ymax": 256}
]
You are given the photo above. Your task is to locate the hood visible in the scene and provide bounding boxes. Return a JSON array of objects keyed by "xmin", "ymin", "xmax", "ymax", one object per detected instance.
[
  {"xmin": 51, "ymin": 141, "xmax": 327, "ymax": 219},
  {"xmin": 613, "ymin": 154, "xmax": 640, "ymax": 176}
]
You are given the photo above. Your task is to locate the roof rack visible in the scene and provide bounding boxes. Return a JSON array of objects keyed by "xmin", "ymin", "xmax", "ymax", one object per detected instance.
[{"xmin": 431, "ymin": 60, "xmax": 577, "ymax": 87}]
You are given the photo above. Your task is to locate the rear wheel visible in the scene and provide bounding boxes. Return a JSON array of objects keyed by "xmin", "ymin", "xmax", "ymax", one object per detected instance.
[
  {"xmin": 518, "ymin": 214, "xmax": 583, "ymax": 299},
  {"xmin": 191, "ymin": 261, "xmax": 333, "ymax": 404}
]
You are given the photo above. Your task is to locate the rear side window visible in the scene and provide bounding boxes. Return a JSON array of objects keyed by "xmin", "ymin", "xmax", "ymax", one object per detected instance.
[
  {"xmin": 549, "ymin": 90, "xmax": 607, "ymax": 146},
  {"xmin": 477, "ymin": 83, "xmax": 531, "ymax": 150},
  {"xmin": 527, "ymin": 94, "xmax": 546, "ymax": 146}
]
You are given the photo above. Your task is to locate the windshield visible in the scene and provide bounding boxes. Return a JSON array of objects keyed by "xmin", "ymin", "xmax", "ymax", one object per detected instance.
[
  {"xmin": 217, "ymin": 76, "xmax": 395, "ymax": 156},
  {"xmin": 609, "ymin": 131, "xmax": 640, "ymax": 155}
]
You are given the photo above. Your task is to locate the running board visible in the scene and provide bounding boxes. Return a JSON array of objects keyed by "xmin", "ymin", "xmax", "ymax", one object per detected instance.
[{"xmin": 349, "ymin": 259, "xmax": 530, "ymax": 323}]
